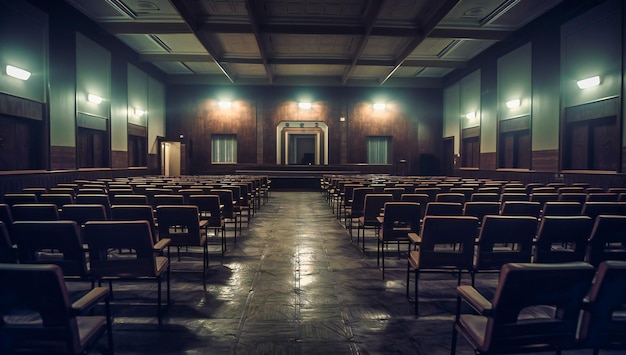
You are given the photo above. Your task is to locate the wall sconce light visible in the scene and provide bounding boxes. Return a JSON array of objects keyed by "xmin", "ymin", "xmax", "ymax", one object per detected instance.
[
  {"xmin": 218, "ymin": 101, "xmax": 232, "ymax": 108},
  {"xmin": 88, "ymin": 94, "xmax": 103, "ymax": 104},
  {"xmin": 298, "ymin": 102, "xmax": 312, "ymax": 109},
  {"xmin": 373, "ymin": 103, "xmax": 386, "ymax": 111},
  {"xmin": 506, "ymin": 98, "xmax": 520, "ymax": 108},
  {"xmin": 577, "ymin": 76, "xmax": 600, "ymax": 89},
  {"xmin": 134, "ymin": 108, "xmax": 145, "ymax": 116},
  {"xmin": 339, "ymin": 116, "xmax": 346, "ymax": 122},
  {"xmin": 466, "ymin": 111, "xmax": 476, "ymax": 120},
  {"xmin": 6, "ymin": 65, "xmax": 31, "ymax": 80}
]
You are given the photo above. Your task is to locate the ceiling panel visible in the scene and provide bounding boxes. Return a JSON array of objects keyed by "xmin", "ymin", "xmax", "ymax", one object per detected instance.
[{"xmin": 64, "ymin": 0, "xmax": 568, "ymax": 86}]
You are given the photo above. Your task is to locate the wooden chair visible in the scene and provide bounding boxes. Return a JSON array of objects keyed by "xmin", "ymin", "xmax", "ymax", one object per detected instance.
[
  {"xmin": 577, "ymin": 260, "xmax": 626, "ymax": 354},
  {"xmin": 452, "ymin": 262, "xmax": 596, "ymax": 355},
  {"xmin": 0, "ymin": 264, "xmax": 113, "ymax": 354},
  {"xmin": 534, "ymin": 216, "xmax": 594, "ymax": 263},
  {"xmin": 11, "ymin": 203, "xmax": 60, "ymax": 221},
  {"xmin": 377, "ymin": 202, "xmax": 420, "ymax": 279},
  {"xmin": 585, "ymin": 215, "xmax": 626, "ymax": 267},
  {"xmin": 156, "ymin": 205, "xmax": 210, "ymax": 289},
  {"xmin": 85, "ymin": 220, "xmax": 171, "ymax": 325},
  {"xmin": 541, "ymin": 201, "xmax": 582, "ymax": 217},
  {"xmin": 357, "ymin": 193, "xmax": 393, "ymax": 253},
  {"xmin": 406, "ymin": 216, "xmax": 479, "ymax": 316},
  {"xmin": 0, "ymin": 221, "xmax": 16, "ymax": 263},
  {"xmin": 499, "ymin": 201, "xmax": 541, "ymax": 218}
]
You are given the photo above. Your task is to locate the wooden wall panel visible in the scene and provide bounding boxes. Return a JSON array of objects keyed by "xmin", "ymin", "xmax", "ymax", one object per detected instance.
[
  {"xmin": 480, "ymin": 152, "xmax": 496, "ymax": 170},
  {"xmin": 532, "ymin": 149, "xmax": 558, "ymax": 171},
  {"xmin": 50, "ymin": 146, "xmax": 76, "ymax": 170},
  {"xmin": 111, "ymin": 150, "xmax": 127, "ymax": 168}
]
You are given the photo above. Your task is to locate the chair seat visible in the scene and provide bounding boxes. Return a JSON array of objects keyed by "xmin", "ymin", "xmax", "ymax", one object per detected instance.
[{"xmin": 77, "ymin": 316, "xmax": 108, "ymax": 351}]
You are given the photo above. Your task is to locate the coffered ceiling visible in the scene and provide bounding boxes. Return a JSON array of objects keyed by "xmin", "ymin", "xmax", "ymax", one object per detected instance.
[{"xmin": 65, "ymin": 0, "xmax": 564, "ymax": 87}]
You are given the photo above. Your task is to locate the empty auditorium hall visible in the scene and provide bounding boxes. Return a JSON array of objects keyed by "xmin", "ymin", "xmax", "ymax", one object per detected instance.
[{"xmin": 1, "ymin": 0, "xmax": 626, "ymax": 354}]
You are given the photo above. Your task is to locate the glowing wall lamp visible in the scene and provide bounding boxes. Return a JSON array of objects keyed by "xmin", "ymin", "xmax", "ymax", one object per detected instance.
[
  {"xmin": 87, "ymin": 94, "xmax": 103, "ymax": 104},
  {"xmin": 466, "ymin": 111, "xmax": 476, "ymax": 120},
  {"xmin": 134, "ymin": 108, "xmax": 146, "ymax": 116},
  {"xmin": 298, "ymin": 102, "xmax": 312, "ymax": 109},
  {"xmin": 506, "ymin": 98, "xmax": 520, "ymax": 108},
  {"xmin": 577, "ymin": 76, "xmax": 600, "ymax": 89},
  {"xmin": 218, "ymin": 100, "xmax": 232, "ymax": 108},
  {"xmin": 6, "ymin": 65, "xmax": 31, "ymax": 80},
  {"xmin": 373, "ymin": 102, "xmax": 386, "ymax": 111}
]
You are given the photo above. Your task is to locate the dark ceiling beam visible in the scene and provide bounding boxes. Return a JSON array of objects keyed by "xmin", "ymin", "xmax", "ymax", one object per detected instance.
[
  {"xmin": 380, "ymin": 0, "xmax": 460, "ymax": 85},
  {"xmin": 102, "ymin": 22, "xmax": 192, "ymax": 34},
  {"xmin": 244, "ymin": 0, "xmax": 273, "ymax": 84},
  {"xmin": 429, "ymin": 28, "xmax": 513, "ymax": 41},
  {"xmin": 341, "ymin": 1, "xmax": 385, "ymax": 85},
  {"xmin": 169, "ymin": 0, "xmax": 235, "ymax": 83},
  {"xmin": 139, "ymin": 53, "xmax": 467, "ymax": 69}
]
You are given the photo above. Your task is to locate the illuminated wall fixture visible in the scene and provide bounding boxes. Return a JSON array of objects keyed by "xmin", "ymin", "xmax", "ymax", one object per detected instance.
[
  {"xmin": 87, "ymin": 94, "xmax": 103, "ymax": 104},
  {"xmin": 373, "ymin": 103, "xmax": 386, "ymax": 111},
  {"xmin": 466, "ymin": 111, "xmax": 476, "ymax": 120},
  {"xmin": 577, "ymin": 75, "xmax": 600, "ymax": 89},
  {"xmin": 506, "ymin": 98, "xmax": 520, "ymax": 108},
  {"xmin": 339, "ymin": 116, "xmax": 346, "ymax": 122},
  {"xmin": 218, "ymin": 100, "xmax": 232, "ymax": 108},
  {"xmin": 134, "ymin": 108, "xmax": 145, "ymax": 116},
  {"xmin": 298, "ymin": 102, "xmax": 312, "ymax": 109},
  {"xmin": 5, "ymin": 65, "xmax": 31, "ymax": 80}
]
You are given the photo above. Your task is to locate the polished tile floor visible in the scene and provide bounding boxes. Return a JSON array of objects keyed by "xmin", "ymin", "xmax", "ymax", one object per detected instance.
[{"xmin": 82, "ymin": 191, "xmax": 613, "ymax": 354}]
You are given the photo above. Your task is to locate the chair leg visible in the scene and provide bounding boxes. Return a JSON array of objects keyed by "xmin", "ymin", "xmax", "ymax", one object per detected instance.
[
  {"xmin": 406, "ymin": 261, "xmax": 411, "ymax": 298},
  {"xmin": 157, "ymin": 275, "xmax": 162, "ymax": 326},
  {"xmin": 414, "ymin": 270, "xmax": 419, "ymax": 316},
  {"xmin": 105, "ymin": 296, "xmax": 113, "ymax": 353}
]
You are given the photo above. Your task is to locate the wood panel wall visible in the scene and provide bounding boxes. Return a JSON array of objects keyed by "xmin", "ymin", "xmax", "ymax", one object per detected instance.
[{"xmin": 167, "ymin": 86, "xmax": 442, "ymax": 176}]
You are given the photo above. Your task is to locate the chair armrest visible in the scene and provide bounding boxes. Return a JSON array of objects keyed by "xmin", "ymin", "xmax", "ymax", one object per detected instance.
[
  {"xmin": 71, "ymin": 287, "xmax": 109, "ymax": 315},
  {"xmin": 154, "ymin": 238, "xmax": 171, "ymax": 251},
  {"xmin": 408, "ymin": 232, "xmax": 421, "ymax": 244},
  {"xmin": 457, "ymin": 285, "xmax": 493, "ymax": 316},
  {"xmin": 199, "ymin": 219, "xmax": 209, "ymax": 228},
  {"xmin": 376, "ymin": 216, "xmax": 384, "ymax": 224}
]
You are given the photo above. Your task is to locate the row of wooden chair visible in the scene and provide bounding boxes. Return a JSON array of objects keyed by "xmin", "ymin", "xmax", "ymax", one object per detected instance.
[{"xmin": 452, "ymin": 260, "xmax": 626, "ymax": 355}]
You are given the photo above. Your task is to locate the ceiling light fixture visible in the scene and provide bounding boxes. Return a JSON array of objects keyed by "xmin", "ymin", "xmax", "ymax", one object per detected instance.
[
  {"xmin": 298, "ymin": 102, "xmax": 311, "ymax": 109},
  {"xmin": 88, "ymin": 94, "xmax": 103, "ymax": 104},
  {"xmin": 577, "ymin": 76, "xmax": 600, "ymax": 89},
  {"xmin": 506, "ymin": 98, "xmax": 520, "ymax": 108},
  {"xmin": 373, "ymin": 103, "xmax": 386, "ymax": 111},
  {"xmin": 218, "ymin": 101, "xmax": 232, "ymax": 108},
  {"xmin": 6, "ymin": 65, "xmax": 31, "ymax": 80}
]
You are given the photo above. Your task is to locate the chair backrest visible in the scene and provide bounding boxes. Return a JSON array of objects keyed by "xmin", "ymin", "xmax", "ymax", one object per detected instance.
[
  {"xmin": 586, "ymin": 193, "xmax": 618, "ymax": 202},
  {"xmin": 85, "ymin": 220, "xmax": 158, "ymax": 278},
  {"xmin": 418, "ymin": 216, "xmax": 479, "ymax": 269},
  {"xmin": 424, "ymin": 202, "xmax": 463, "ymax": 216},
  {"xmin": 3, "ymin": 193, "xmax": 37, "ymax": 205},
  {"xmin": 362, "ymin": 194, "xmax": 394, "ymax": 223},
  {"xmin": 499, "ymin": 201, "xmax": 541, "ymax": 217},
  {"xmin": 188, "ymin": 194, "xmax": 223, "ymax": 227},
  {"xmin": 463, "ymin": 201, "xmax": 501, "ymax": 224},
  {"xmin": 60, "ymin": 204, "xmax": 108, "ymax": 226},
  {"xmin": 559, "ymin": 192, "xmax": 588, "ymax": 204},
  {"xmin": 350, "ymin": 187, "xmax": 375, "ymax": 214},
  {"xmin": 75, "ymin": 194, "xmax": 111, "ymax": 217},
  {"xmin": 534, "ymin": 216, "xmax": 594, "ymax": 263},
  {"xmin": 475, "ymin": 215, "xmax": 538, "ymax": 270},
  {"xmin": 577, "ymin": 260, "xmax": 626, "ymax": 351},
  {"xmin": 11, "ymin": 203, "xmax": 60, "ymax": 221},
  {"xmin": 0, "ymin": 221, "xmax": 16, "ymax": 263},
  {"xmin": 582, "ymin": 202, "xmax": 624, "ymax": 221},
  {"xmin": 383, "ymin": 187, "xmax": 404, "ymax": 201},
  {"xmin": 11, "ymin": 220, "xmax": 88, "ymax": 277},
  {"xmin": 413, "ymin": 187, "xmax": 441, "ymax": 201},
  {"xmin": 380, "ymin": 202, "xmax": 421, "ymax": 240},
  {"xmin": 541, "ymin": 201, "xmax": 582, "ymax": 216},
  {"xmin": 499, "ymin": 193, "xmax": 528, "ymax": 203},
  {"xmin": 485, "ymin": 262, "xmax": 596, "ymax": 352},
  {"xmin": 435, "ymin": 193, "xmax": 465, "ymax": 203},
  {"xmin": 529, "ymin": 192, "xmax": 559, "ymax": 205},
  {"xmin": 39, "ymin": 193, "xmax": 75, "ymax": 207},
  {"xmin": 211, "ymin": 189, "xmax": 236, "ymax": 218},
  {"xmin": 110, "ymin": 204, "xmax": 157, "ymax": 243},
  {"xmin": 156, "ymin": 205, "xmax": 203, "ymax": 247},
  {"xmin": 153, "ymin": 194, "xmax": 185, "ymax": 207},
  {"xmin": 0, "ymin": 203, "xmax": 13, "ymax": 226},
  {"xmin": 110, "ymin": 194, "xmax": 148, "ymax": 205},
  {"xmin": 470, "ymin": 192, "xmax": 499, "ymax": 202},
  {"xmin": 585, "ymin": 215, "xmax": 626, "ymax": 267},
  {"xmin": 449, "ymin": 187, "xmax": 474, "ymax": 201},
  {"xmin": 0, "ymin": 263, "xmax": 87, "ymax": 353},
  {"xmin": 178, "ymin": 189, "xmax": 204, "ymax": 203}
]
